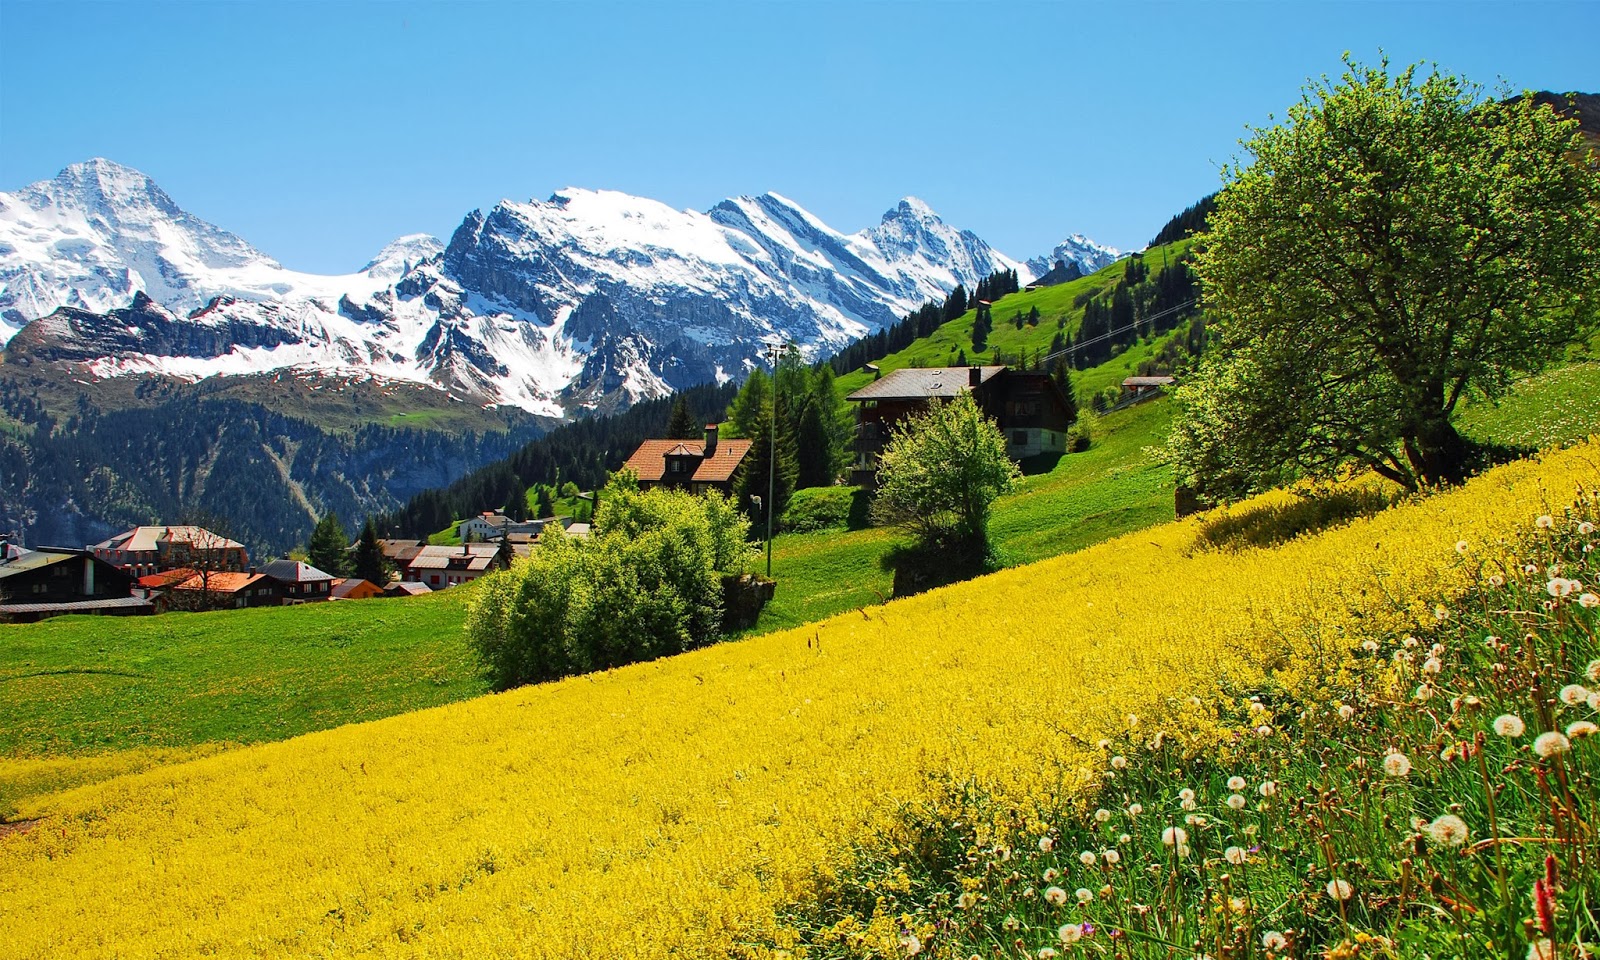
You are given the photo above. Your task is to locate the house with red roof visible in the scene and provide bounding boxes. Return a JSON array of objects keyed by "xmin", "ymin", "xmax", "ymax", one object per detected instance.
[{"xmin": 621, "ymin": 424, "xmax": 752, "ymax": 496}]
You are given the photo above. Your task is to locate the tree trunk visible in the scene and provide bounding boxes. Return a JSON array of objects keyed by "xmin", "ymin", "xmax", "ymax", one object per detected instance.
[{"xmin": 1406, "ymin": 414, "xmax": 1471, "ymax": 488}]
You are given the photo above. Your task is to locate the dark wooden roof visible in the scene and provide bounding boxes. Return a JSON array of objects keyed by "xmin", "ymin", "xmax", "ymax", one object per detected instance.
[{"xmin": 846, "ymin": 366, "xmax": 1005, "ymax": 402}]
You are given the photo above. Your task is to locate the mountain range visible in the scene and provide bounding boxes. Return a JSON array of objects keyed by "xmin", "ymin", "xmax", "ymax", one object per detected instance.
[{"xmin": 1, "ymin": 159, "xmax": 1118, "ymax": 416}]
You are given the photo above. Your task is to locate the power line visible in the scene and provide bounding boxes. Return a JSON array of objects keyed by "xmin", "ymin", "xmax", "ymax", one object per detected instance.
[{"xmin": 1038, "ymin": 299, "xmax": 1199, "ymax": 366}]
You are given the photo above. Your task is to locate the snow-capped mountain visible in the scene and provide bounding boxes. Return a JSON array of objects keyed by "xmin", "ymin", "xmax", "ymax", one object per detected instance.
[
  {"xmin": 0, "ymin": 159, "xmax": 423, "ymax": 340},
  {"xmin": 1, "ymin": 160, "xmax": 1111, "ymax": 417},
  {"xmin": 1026, "ymin": 233, "xmax": 1121, "ymax": 278}
]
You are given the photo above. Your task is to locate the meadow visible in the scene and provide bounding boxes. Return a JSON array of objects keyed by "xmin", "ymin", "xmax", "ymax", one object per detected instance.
[{"xmin": 2, "ymin": 436, "xmax": 1597, "ymax": 958}]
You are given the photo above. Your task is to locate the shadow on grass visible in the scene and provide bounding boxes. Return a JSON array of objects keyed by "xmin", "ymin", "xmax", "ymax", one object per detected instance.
[
  {"xmin": 1017, "ymin": 452, "xmax": 1065, "ymax": 476},
  {"xmin": 881, "ymin": 530, "xmax": 996, "ymax": 598},
  {"xmin": 1196, "ymin": 487, "xmax": 1398, "ymax": 553}
]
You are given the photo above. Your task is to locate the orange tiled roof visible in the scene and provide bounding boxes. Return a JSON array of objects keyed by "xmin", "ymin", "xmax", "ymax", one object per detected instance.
[
  {"xmin": 621, "ymin": 438, "xmax": 753, "ymax": 484},
  {"xmin": 171, "ymin": 572, "xmax": 269, "ymax": 594}
]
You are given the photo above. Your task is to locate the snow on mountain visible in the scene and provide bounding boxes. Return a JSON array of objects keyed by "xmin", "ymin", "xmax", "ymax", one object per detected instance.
[
  {"xmin": 361, "ymin": 234, "xmax": 444, "ymax": 279},
  {"xmin": 1025, "ymin": 233, "xmax": 1121, "ymax": 278},
  {"xmin": 0, "ymin": 158, "xmax": 404, "ymax": 342},
  {"xmin": 2, "ymin": 160, "xmax": 1094, "ymax": 417}
]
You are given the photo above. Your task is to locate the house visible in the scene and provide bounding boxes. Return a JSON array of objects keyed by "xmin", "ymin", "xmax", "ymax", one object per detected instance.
[
  {"xmin": 458, "ymin": 512, "xmax": 568, "ymax": 543},
  {"xmin": 261, "ymin": 560, "xmax": 336, "ymax": 603},
  {"xmin": 91, "ymin": 525, "xmax": 249, "ymax": 578},
  {"xmin": 845, "ymin": 366, "xmax": 1076, "ymax": 484},
  {"xmin": 0, "ymin": 546, "xmax": 148, "ymax": 623},
  {"xmin": 622, "ymin": 424, "xmax": 753, "ymax": 496},
  {"xmin": 402, "ymin": 543, "xmax": 507, "ymax": 590},
  {"xmin": 377, "ymin": 539, "xmax": 426, "ymax": 577},
  {"xmin": 166, "ymin": 571, "xmax": 284, "ymax": 610},
  {"xmin": 1121, "ymin": 375, "xmax": 1177, "ymax": 402},
  {"xmin": 330, "ymin": 578, "xmax": 385, "ymax": 601},
  {"xmin": 384, "ymin": 581, "xmax": 432, "ymax": 598}
]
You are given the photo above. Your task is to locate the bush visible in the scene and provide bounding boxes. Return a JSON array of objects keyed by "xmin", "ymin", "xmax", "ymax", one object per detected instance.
[
  {"xmin": 780, "ymin": 486, "xmax": 867, "ymax": 533},
  {"xmin": 1066, "ymin": 410, "xmax": 1095, "ymax": 453},
  {"xmin": 465, "ymin": 477, "xmax": 753, "ymax": 688}
]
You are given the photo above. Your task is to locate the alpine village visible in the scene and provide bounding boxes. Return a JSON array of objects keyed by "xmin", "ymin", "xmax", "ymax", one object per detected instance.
[{"xmin": 3, "ymin": 24, "xmax": 1600, "ymax": 960}]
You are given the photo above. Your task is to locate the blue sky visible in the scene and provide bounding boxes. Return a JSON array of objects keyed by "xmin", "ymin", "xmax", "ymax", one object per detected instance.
[{"xmin": 2, "ymin": 1, "xmax": 1595, "ymax": 273}]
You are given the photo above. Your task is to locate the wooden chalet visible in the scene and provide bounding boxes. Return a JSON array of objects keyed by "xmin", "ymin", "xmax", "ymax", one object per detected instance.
[
  {"xmin": 622, "ymin": 424, "xmax": 753, "ymax": 496},
  {"xmin": 1121, "ymin": 375, "xmax": 1177, "ymax": 402},
  {"xmin": 330, "ymin": 578, "xmax": 385, "ymax": 601},
  {"xmin": 166, "ymin": 571, "xmax": 284, "ymax": 610},
  {"xmin": 846, "ymin": 365, "xmax": 1075, "ymax": 485},
  {"xmin": 0, "ymin": 546, "xmax": 148, "ymax": 623},
  {"xmin": 261, "ymin": 559, "xmax": 336, "ymax": 603},
  {"xmin": 402, "ymin": 543, "xmax": 507, "ymax": 591}
]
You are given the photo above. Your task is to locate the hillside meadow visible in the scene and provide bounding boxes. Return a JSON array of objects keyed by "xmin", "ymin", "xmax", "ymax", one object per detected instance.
[{"xmin": 2, "ymin": 433, "xmax": 1596, "ymax": 958}]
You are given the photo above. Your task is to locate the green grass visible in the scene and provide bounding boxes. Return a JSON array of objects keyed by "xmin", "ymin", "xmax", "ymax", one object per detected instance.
[
  {"xmin": 429, "ymin": 519, "xmax": 464, "ymax": 545},
  {"xmin": 835, "ymin": 239, "xmax": 1194, "ymax": 404},
  {"xmin": 749, "ymin": 399, "xmax": 1175, "ymax": 634},
  {"xmin": 1457, "ymin": 361, "xmax": 1600, "ymax": 450},
  {"xmin": 0, "ymin": 588, "xmax": 483, "ymax": 760}
]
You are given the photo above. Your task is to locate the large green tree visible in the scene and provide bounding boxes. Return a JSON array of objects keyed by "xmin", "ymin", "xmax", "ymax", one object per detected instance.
[
  {"xmin": 305, "ymin": 512, "xmax": 350, "ymax": 577},
  {"xmin": 352, "ymin": 518, "xmax": 392, "ymax": 585},
  {"xmin": 871, "ymin": 393, "xmax": 1019, "ymax": 549},
  {"xmin": 1168, "ymin": 59, "xmax": 1600, "ymax": 498}
]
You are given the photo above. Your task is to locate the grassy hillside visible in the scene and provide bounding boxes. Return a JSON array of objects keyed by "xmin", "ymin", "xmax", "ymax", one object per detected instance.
[
  {"xmin": 753, "ymin": 398, "xmax": 1173, "ymax": 633},
  {"xmin": 835, "ymin": 238, "xmax": 1195, "ymax": 403},
  {"xmin": 3, "ymin": 436, "xmax": 1594, "ymax": 957}
]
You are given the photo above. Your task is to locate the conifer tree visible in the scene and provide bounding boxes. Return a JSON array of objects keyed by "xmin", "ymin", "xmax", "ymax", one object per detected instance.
[
  {"xmin": 504, "ymin": 477, "xmax": 528, "ymax": 521},
  {"xmin": 727, "ymin": 369, "xmax": 770, "ymax": 439},
  {"xmin": 665, "ymin": 397, "xmax": 698, "ymax": 439},
  {"xmin": 306, "ymin": 512, "xmax": 350, "ymax": 577},
  {"xmin": 352, "ymin": 518, "xmax": 392, "ymax": 585}
]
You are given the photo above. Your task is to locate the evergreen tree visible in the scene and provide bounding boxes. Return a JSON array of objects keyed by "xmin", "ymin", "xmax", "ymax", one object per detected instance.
[
  {"xmin": 727, "ymin": 369, "xmax": 770, "ymax": 439},
  {"xmin": 942, "ymin": 284, "xmax": 968, "ymax": 322},
  {"xmin": 306, "ymin": 512, "xmax": 350, "ymax": 577},
  {"xmin": 1027, "ymin": 306, "xmax": 1041, "ymax": 327},
  {"xmin": 1053, "ymin": 363, "xmax": 1080, "ymax": 426},
  {"xmin": 504, "ymin": 477, "xmax": 528, "ymax": 521},
  {"xmin": 535, "ymin": 485, "xmax": 556, "ymax": 519},
  {"xmin": 738, "ymin": 401, "xmax": 799, "ymax": 535},
  {"xmin": 665, "ymin": 397, "xmax": 698, "ymax": 439},
  {"xmin": 352, "ymin": 518, "xmax": 391, "ymax": 585}
]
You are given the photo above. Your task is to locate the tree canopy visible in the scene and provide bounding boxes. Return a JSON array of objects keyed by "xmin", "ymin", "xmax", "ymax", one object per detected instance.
[
  {"xmin": 871, "ymin": 393, "xmax": 1019, "ymax": 549},
  {"xmin": 306, "ymin": 512, "xmax": 350, "ymax": 577},
  {"xmin": 1169, "ymin": 59, "xmax": 1600, "ymax": 498}
]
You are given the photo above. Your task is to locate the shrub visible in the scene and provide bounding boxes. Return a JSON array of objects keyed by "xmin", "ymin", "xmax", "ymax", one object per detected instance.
[
  {"xmin": 465, "ymin": 476, "xmax": 752, "ymax": 688},
  {"xmin": 780, "ymin": 486, "xmax": 866, "ymax": 533}
]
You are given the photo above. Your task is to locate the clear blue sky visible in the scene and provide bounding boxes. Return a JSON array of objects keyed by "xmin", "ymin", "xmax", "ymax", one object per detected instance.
[{"xmin": 2, "ymin": 1, "xmax": 1595, "ymax": 273}]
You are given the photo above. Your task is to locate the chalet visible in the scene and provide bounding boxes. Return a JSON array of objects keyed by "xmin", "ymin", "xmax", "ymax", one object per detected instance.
[
  {"xmin": 384, "ymin": 581, "xmax": 432, "ymax": 598},
  {"xmin": 846, "ymin": 366, "xmax": 1075, "ymax": 484},
  {"xmin": 377, "ymin": 539, "xmax": 426, "ymax": 577},
  {"xmin": 622, "ymin": 424, "xmax": 753, "ymax": 496},
  {"xmin": 403, "ymin": 543, "xmax": 507, "ymax": 590},
  {"xmin": 167, "ymin": 571, "xmax": 284, "ymax": 610},
  {"xmin": 91, "ymin": 525, "xmax": 248, "ymax": 578},
  {"xmin": 458, "ymin": 512, "xmax": 568, "ymax": 543},
  {"xmin": 0, "ymin": 546, "xmax": 148, "ymax": 623},
  {"xmin": 1121, "ymin": 375, "xmax": 1177, "ymax": 402},
  {"xmin": 330, "ymin": 578, "xmax": 385, "ymax": 601},
  {"xmin": 261, "ymin": 559, "xmax": 336, "ymax": 603}
]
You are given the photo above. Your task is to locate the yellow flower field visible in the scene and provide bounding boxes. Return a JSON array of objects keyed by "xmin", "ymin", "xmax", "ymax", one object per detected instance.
[{"xmin": 2, "ymin": 441, "xmax": 1597, "ymax": 959}]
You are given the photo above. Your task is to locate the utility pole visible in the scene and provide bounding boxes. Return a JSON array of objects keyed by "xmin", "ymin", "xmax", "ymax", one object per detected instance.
[{"xmin": 765, "ymin": 341, "xmax": 781, "ymax": 578}]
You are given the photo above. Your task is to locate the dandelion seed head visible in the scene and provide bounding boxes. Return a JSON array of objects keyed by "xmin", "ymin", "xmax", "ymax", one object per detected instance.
[
  {"xmin": 1258, "ymin": 781, "xmax": 1278, "ymax": 797},
  {"xmin": 1178, "ymin": 788, "xmax": 1195, "ymax": 802},
  {"xmin": 1566, "ymin": 720, "xmax": 1597, "ymax": 739},
  {"xmin": 1488, "ymin": 574, "xmax": 1506, "ymax": 588},
  {"xmin": 1427, "ymin": 814, "xmax": 1470, "ymax": 847},
  {"xmin": 1079, "ymin": 851, "xmax": 1096, "ymax": 867},
  {"xmin": 1225, "ymin": 845, "xmax": 1247, "ymax": 865},
  {"xmin": 1043, "ymin": 868, "xmax": 1060, "ymax": 882},
  {"xmin": 1227, "ymin": 776, "xmax": 1247, "ymax": 790},
  {"xmin": 1102, "ymin": 849, "xmax": 1120, "ymax": 864},
  {"xmin": 957, "ymin": 891, "xmax": 979, "ymax": 910},
  {"xmin": 1118, "ymin": 833, "xmax": 1131, "ymax": 844},
  {"xmin": 1037, "ymin": 949, "xmax": 1057, "ymax": 960},
  {"xmin": 1058, "ymin": 924, "xmax": 1083, "ymax": 944},
  {"xmin": 1262, "ymin": 931, "xmax": 1289, "ymax": 951},
  {"xmin": 1361, "ymin": 640, "xmax": 1380, "ymax": 653},
  {"xmin": 1383, "ymin": 752, "xmax": 1412, "ymax": 777},
  {"xmin": 1161, "ymin": 826, "xmax": 1187, "ymax": 846},
  {"xmin": 1494, "ymin": 714, "xmax": 1526, "ymax": 738},
  {"xmin": 1527, "ymin": 940, "xmax": 1555, "ymax": 960},
  {"xmin": 1536, "ymin": 515, "xmax": 1555, "ymax": 529},
  {"xmin": 1075, "ymin": 887, "xmax": 1093, "ymax": 904},
  {"xmin": 1227, "ymin": 794, "xmax": 1247, "ymax": 810},
  {"xmin": 1094, "ymin": 808, "xmax": 1111, "ymax": 823},
  {"xmin": 1588, "ymin": 660, "xmax": 1600, "ymax": 684},
  {"xmin": 1326, "ymin": 878, "xmax": 1355, "ymax": 901},
  {"xmin": 1579, "ymin": 520, "xmax": 1595, "ymax": 535},
  {"xmin": 1044, "ymin": 885, "xmax": 1068, "ymax": 905},
  {"xmin": 1126, "ymin": 803, "xmax": 1142, "ymax": 817},
  {"xmin": 1423, "ymin": 657, "xmax": 1443, "ymax": 675},
  {"xmin": 1560, "ymin": 684, "xmax": 1590, "ymax": 706},
  {"xmin": 1455, "ymin": 540, "xmax": 1470, "ymax": 554},
  {"xmin": 1039, "ymin": 836, "xmax": 1055, "ymax": 853},
  {"xmin": 1255, "ymin": 724, "xmax": 1273, "ymax": 737},
  {"xmin": 1578, "ymin": 592, "xmax": 1599, "ymax": 608},
  {"xmin": 1110, "ymin": 755, "xmax": 1128, "ymax": 770},
  {"xmin": 1533, "ymin": 731, "xmax": 1571, "ymax": 758}
]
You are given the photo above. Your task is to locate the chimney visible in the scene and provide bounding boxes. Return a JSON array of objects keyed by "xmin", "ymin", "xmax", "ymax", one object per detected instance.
[
  {"xmin": 969, "ymin": 367, "xmax": 983, "ymax": 387},
  {"xmin": 704, "ymin": 424, "xmax": 719, "ymax": 457}
]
